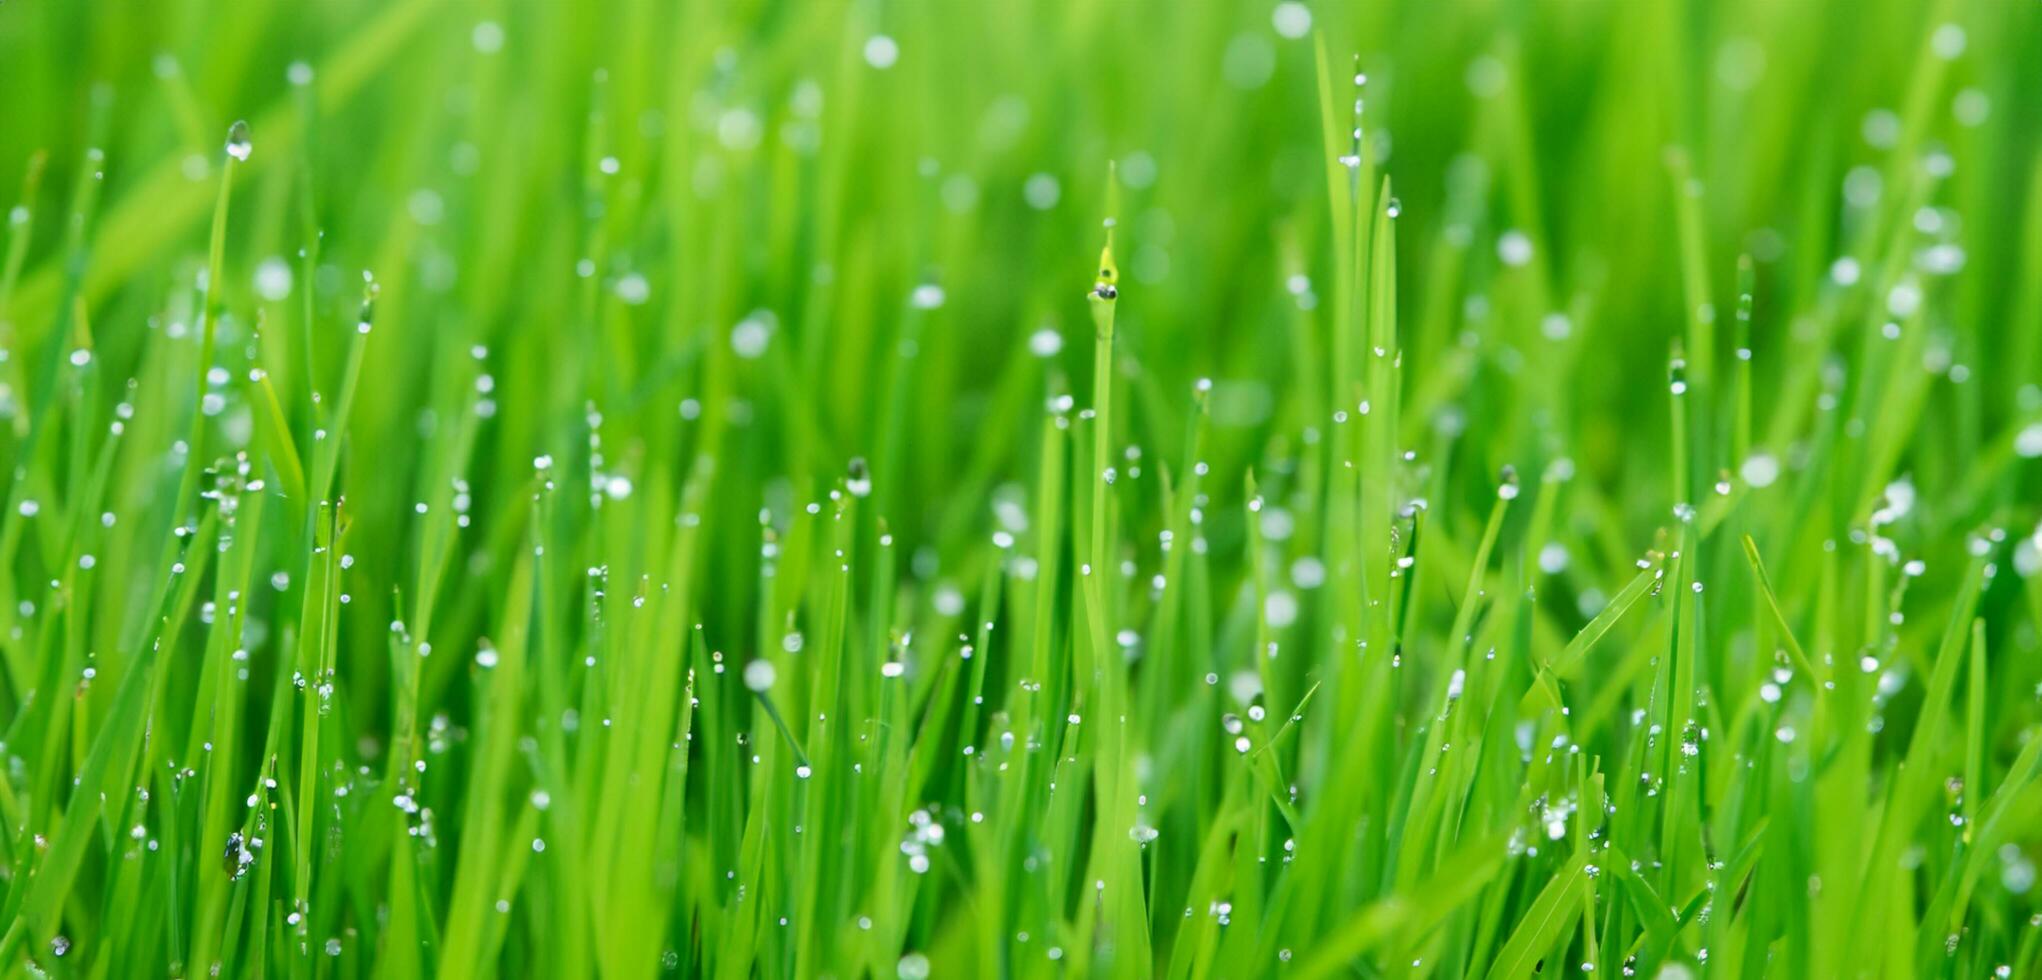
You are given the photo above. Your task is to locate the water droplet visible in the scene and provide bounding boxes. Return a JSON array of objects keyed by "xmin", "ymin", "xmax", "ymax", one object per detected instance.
[
  {"xmin": 864, "ymin": 35, "xmax": 900, "ymax": 70},
  {"xmin": 1272, "ymin": 3, "xmax": 1311, "ymax": 38},
  {"xmin": 1024, "ymin": 173, "xmax": 1061, "ymax": 210},
  {"xmin": 2014, "ymin": 422, "xmax": 2042, "ymax": 459},
  {"xmin": 614, "ymin": 273, "xmax": 651, "ymax": 306},
  {"xmin": 254, "ymin": 257, "xmax": 294, "ymax": 302},
  {"xmin": 472, "ymin": 21, "xmax": 506, "ymax": 54},
  {"xmin": 1931, "ymin": 23, "xmax": 1966, "ymax": 60},
  {"xmin": 1497, "ymin": 229, "xmax": 1533, "ymax": 267},
  {"xmin": 1028, "ymin": 327, "xmax": 1063, "ymax": 357},
  {"xmin": 731, "ymin": 312, "xmax": 772, "ymax": 359},
  {"xmin": 847, "ymin": 457, "xmax": 873, "ymax": 497},
  {"xmin": 224, "ymin": 121, "xmax": 252, "ymax": 162}
]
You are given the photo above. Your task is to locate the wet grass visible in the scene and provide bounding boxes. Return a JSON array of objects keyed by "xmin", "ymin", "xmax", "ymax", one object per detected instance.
[{"xmin": 2, "ymin": 0, "xmax": 2042, "ymax": 977}]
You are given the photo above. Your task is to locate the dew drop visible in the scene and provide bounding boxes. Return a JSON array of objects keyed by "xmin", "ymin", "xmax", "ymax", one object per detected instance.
[
  {"xmin": 864, "ymin": 35, "xmax": 900, "ymax": 70},
  {"xmin": 225, "ymin": 121, "xmax": 253, "ymax": 162}
]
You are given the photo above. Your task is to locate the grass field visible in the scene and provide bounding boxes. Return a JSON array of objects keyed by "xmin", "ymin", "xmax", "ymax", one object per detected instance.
[{"xmin": 3, "ymin": 0, "xmax": 2042, "ymax": 976}]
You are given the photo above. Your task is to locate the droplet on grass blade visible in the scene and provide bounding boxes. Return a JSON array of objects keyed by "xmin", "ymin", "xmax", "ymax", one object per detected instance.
[
  {"xmin": 357, "ymin": 276, "xmax": 378, "ymax": 333},
  {"xmin": 225, "ymin": 121, "xmax": 252, "ymax": 161}
]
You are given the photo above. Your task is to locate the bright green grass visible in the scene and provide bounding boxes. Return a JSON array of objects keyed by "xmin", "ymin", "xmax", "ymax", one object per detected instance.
[{"xmin": 3, "ymin": 0, "xmax": 2042, "ymax": 977}]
